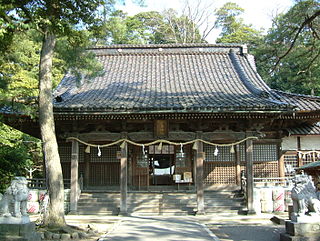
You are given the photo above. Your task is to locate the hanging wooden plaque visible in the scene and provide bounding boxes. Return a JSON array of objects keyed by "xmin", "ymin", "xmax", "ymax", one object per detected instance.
[{"xmin": 154, "ymin": 120, "xmax": 168, "ymax": 138}]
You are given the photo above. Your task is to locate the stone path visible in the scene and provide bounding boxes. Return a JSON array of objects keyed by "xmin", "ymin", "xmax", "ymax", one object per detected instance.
[
  {"xmin": 207, "ymin": 221, "xmax": 285, "ymax": 241},
  {"xmin": 98, "ymin": 216, "xmax": 218, "ymax": 241}
]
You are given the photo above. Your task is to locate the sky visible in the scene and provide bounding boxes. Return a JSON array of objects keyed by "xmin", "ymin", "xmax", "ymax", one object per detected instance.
[{"xmin": 116, "ymin": 0, "xmax": 294, "ymax": 43}]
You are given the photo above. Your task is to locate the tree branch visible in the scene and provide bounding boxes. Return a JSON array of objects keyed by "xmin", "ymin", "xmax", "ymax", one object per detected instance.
[{"xmin": 272, "ymin": 10, "xmax": 320, "ymax": 72}]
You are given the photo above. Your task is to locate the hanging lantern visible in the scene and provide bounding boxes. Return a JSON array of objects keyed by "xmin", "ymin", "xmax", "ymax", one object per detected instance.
[
  {"xmin": 230, "ymin": 145, "xmax": 235, "ymax": 154},
  {"xmin": 214, "ymin": 146, "xmax": 219, "ymax": 156},
  {"xmin": 85, "ymin": 145, "xmax": 91, "ymax": 153},
  {"xmin": 120, "ymin": 141, "xmax": 126, "ymax": 149},
  {"xmin": 97, "ymin": 145, "xmax": 101, "ymax": 157}
]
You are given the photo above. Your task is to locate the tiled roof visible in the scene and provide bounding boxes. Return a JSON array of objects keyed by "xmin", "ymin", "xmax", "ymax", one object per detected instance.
[
  {"xmin": 52, "ymin": 44, "xmax": 318, "ymax": 114},
  {"xmin": 0, "ymin": 105, "xmax": 26, "ymax": 116},
  {"xmin": 297, "ymin": 161, "xmax": 320, "ymax": 170},
  {"xmin": 287, "ymin": 122, "xmax": 320, "ymax": 135},
  {"xmin": 272, "ymin": 90, "xmax": 320, "ymax": 111}
]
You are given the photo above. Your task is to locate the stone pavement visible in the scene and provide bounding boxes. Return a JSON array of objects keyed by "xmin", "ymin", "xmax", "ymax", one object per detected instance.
[
  {"xmin": 98, "ymin": 216, "xmax": 218, "ymax": 241},
  {"xmin": 31, "ymin": 213, "xmax": 287, "ymax": 241},
  {"xmin": 201, "ymin": 214, "xmax": 286, "ymax": 241}
]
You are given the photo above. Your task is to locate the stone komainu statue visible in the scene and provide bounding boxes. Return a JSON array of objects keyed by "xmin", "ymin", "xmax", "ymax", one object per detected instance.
[
  {"xmin": 1, "ymin": 177, "xmax": 29, "ymax": 218},
  {"xmin": 291, "ymin": 174, "xmax": 320, "ymax": 215}
]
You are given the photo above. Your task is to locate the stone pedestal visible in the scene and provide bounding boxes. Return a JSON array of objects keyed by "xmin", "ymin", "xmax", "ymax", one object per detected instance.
[
  {"xmin": 280, "ymin": 220, "xmax": 320, "ymax": 241},
  {"xmin": 0, "ymin": 216, "xmax": 30, "ymax": 224},
  {"xmin": 0, "ymin": 222, "xmax": 41, "ymax": 241}
]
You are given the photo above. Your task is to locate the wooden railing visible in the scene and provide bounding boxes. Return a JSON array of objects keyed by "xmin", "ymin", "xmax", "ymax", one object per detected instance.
[
  {"xmin": 240, "ymin": 175, "xmax": 294, "ymax": 194},
  {"xmin": 253, "ymin": 177, "xmax": 293, "ymax": 187},
  {"xmin": 27, "ymin": 175, "xmax": 83, "ymax": 190}
]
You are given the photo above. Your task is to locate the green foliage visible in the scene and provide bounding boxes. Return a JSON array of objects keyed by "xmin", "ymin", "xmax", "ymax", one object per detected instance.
[
  {"xmin": 92, "ymin": 10, "xmax": 168, "ymax": 44},
  {"xmin": 215, "ymin": 2, "xmax": 245, "ymax": 35},
  {"xmin": 214, "ymin": 2, "xmax": 263, "ymax": 47},
  {"xmin": 0, "ymin": 122, "xmax": 42, "ymax": 193},
  {"xmin": 0, "ymin": 30, "xmax": 69, "ymax": 115},
  {"xmin": 93, "ymin": 8, "xmax": 205, "ymax": 45},
  {"xmin": 255, "ymin": 0, "xmax": 320, "ymax": 95},
  {"xmin": 55, "ymin": 30, "xmax": 104, "ymax": 83}
]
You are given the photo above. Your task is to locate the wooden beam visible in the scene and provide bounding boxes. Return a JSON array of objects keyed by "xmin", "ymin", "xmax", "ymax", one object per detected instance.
[
  {"xmin": 120, "ymin": 142, "xmax": 128, "ymax": 215},
  {"xmin": 196, "ymin": 141, "xmax": 205, "ymax": 215},
  {"xmin": 245, "ymin": 139, "xmax": 255, "ymax": 214},
  {"xmin": 70, "ymin": 140, "xmax": 79, "ymax": 214}
]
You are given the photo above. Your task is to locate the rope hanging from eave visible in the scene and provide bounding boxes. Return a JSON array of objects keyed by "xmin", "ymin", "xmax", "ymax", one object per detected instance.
[{"xmin": 66, "ymin": 136, "xmax": 258, "ymax": 148}]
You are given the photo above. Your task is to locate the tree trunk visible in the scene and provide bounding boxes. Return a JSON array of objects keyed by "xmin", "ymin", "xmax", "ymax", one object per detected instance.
[{"xmin": 39, "ymin": 31, "xmax": 66, "ymax": 227}]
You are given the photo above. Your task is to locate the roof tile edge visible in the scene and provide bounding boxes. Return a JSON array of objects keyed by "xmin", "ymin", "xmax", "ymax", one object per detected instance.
[{"xmin": 88, "ymin": 43, "xmax": 247, "ymax": 55}]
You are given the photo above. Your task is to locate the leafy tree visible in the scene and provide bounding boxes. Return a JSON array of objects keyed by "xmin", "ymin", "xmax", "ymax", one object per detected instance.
[
  {"xmin": 94, "ymin": 8, "xmax": 206, "ymax": 45},
  {"xmin": 0, "ymin": 30, "xmax": 66, "ymax": 115},
  {"xmin": 255, "ymin": 0, "xmax": 320, "ymax": 95},
  {"xmin": 0, "ymin": 122, "xmax": 42, "ymax": 193},
  {"xmin": 161, "ymin": 8, "xmax": 204, "ymax": 43},
  {"xmin": 0, "ymin": 0, "xmax": 112, "ymax": 227},
  {"xmin": 214, "ymin": 2, "xmax": 263, "ymax": 46},
  {"xmin": 0, "ymin": 0, "xmax": 146, "ymax": 227},
  {"xmin": 93, "ymin": 10, "xmax": 160, "ymax": 44}
]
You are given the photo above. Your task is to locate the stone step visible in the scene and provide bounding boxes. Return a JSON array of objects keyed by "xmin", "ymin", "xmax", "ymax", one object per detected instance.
[
  {"xmin": 77, "ymin": 210, "xmax": 119, "ymax": 215},
  {"xmin": 128, "ymin": 207, "xmax": 160, "ymax": 212},
  {"xmin": 77, "ymin": 190, "xmax": 244, "ymax": 215},
  {"xmin": 77, "ymin": 205, "xmax": 119, "ymax": 210},
  {"xmin": 131, "ymin": 210, "xmax": 195, "ymax": 216}
]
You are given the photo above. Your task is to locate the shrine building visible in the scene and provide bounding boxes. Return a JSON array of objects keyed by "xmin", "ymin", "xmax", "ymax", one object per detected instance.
[{"xmin": 4, "ymin": 43, "xmax": 320, "ymax": 215}]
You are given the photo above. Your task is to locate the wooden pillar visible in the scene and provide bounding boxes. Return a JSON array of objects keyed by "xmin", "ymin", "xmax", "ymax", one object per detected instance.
[
  {"xmin": 120, "ymin": 142, "xmax": 128, "ymax": 215},
  {"xmin": 245, "ymin": 139, "xmax": 255, "ymax": 214},
  {"xmin": 84, "ymin": 151, "xmax": 90, "ymax": 189},
  {"xmin": 235, "ymin": 144, "xmax": 241, "ymax": 185},
  {"xmin": 278, "ymin": 152, "xmax": 285, "ymax": 178},
  {"xmin": 70, "ymin": 140, "xmax": 79, "ymax": 214},
  {"xmin": 297, "ymin": 136, "xmax": 303, "ymax": 167},
  {"xmin": 196, "ymin": 140, "xmax": 205, "ymax": 215}
]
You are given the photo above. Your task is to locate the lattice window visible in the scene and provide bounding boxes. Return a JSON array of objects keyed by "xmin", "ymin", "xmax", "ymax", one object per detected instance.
[
  {"xmin": 58, "ymin": 143, "xmax": 85, "ymax": 163},
  {"xmin": 284, "ymin": 154, "xmax": 298, "ymax": 177},
  {"xmin": 253, "ymin": 162, "xmax": 278, "ymax": 178},
  {"xmin": 204, "ymin": 144, "xmax": 234, "ymax": 162},
  {"xmin": 239, "ymin": 144, "xmax": 246, "ymax": 161},
  {"xmin": 241, "ymin": 162, "xmax": 279, "ymax": 178},
  {"xmin": 79, "ymin": 144, "xmax": 84, "ymax": 163},
  {"xmin": 204, "ymin": 162, "xmax": 236, "ymax": 184},
  {"xmin": 90, "ymin": 146, "xmax": 120, "ymax": 162},
  {"xmin": 239, "ymin": 143, "xmax": 278, "ymax": 162},
  {"xmin": 59, "ymin": 144, "xmax": 71, "ymax": 162},
  {"xmin": 253, "ymin": 144, "xmax": 278, "ymax": 162}
]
